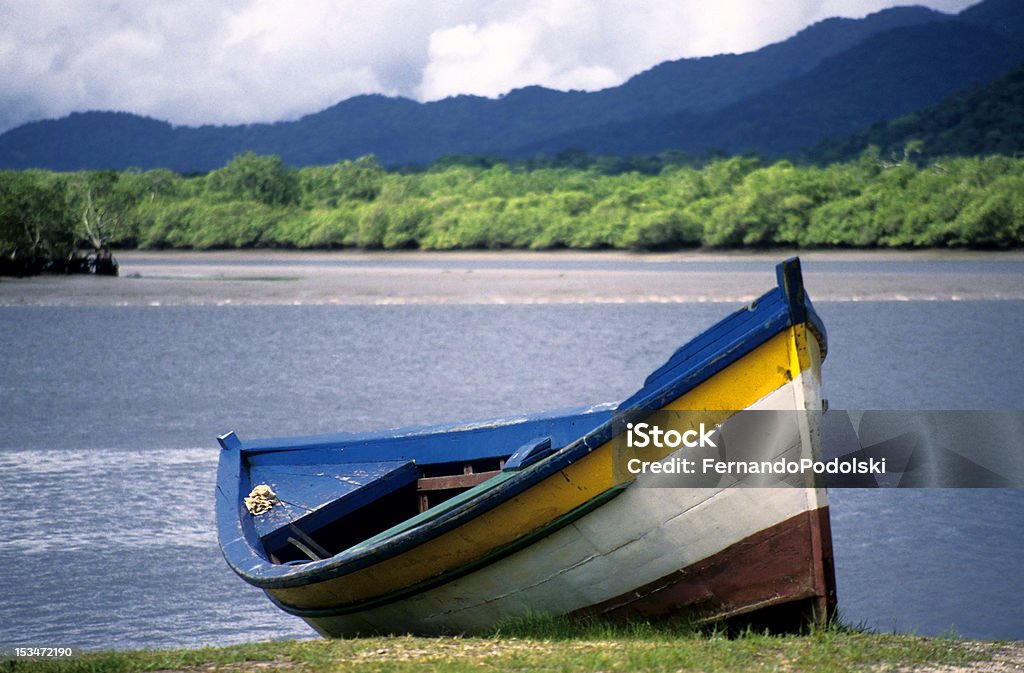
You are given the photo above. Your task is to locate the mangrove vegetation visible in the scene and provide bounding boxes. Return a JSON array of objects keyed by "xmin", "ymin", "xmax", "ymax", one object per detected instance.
[{"xmin": 3, "ymin": 149, "xmax": 1023, "ymax": 274}]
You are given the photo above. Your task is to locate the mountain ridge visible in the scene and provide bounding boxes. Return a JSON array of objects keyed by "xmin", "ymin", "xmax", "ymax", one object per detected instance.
[
  {"xmin": 1, "ymin": 0, "xmax": 1020, "ymax": 171},
  {"xmin": 515, "ymin": 18, "xmax": 1024, "ymax": 159}
]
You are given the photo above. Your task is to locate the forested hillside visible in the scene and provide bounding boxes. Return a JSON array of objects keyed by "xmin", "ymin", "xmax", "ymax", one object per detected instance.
[{"xmin": 808, "ymin": 65, "xmax": 1024, "ymax": 163}]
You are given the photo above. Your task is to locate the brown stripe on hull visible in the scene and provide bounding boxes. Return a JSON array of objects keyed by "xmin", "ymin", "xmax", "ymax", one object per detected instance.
[{"xmin": 579, "ymin": 506, "xmax": 836, "ymax": 628}]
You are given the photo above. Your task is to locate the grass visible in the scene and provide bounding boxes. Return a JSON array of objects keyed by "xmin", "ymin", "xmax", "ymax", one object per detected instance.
[{"xmin": 3, "ymin": 616, "xmax": 1015, "ymax": 673}]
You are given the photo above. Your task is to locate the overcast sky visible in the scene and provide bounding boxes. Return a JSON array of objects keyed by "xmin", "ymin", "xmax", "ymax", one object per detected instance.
[{"xmin": 0, "ymin": 0, "xmax": 981, "ymax": 134}]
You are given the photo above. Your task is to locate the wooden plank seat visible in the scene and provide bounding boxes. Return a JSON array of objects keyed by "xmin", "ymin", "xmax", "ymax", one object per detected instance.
[{"xmin": 416, "ymin": 462, "xmax": 504, "ymax": 512}]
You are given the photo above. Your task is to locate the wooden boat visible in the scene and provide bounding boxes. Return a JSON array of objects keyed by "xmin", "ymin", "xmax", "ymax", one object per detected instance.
[{"xmin": 216, "ymin": 257, "xmax": 836, "ymax": 636}]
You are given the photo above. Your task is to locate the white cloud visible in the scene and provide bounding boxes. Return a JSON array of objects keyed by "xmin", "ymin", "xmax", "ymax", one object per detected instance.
[
  {"xmin": 0, "ymin": 0, "xmax": 983, "ymax": 133},
  {"xmin": 418, "ymin": 4, "xmax": 625, "ymax": 100}
]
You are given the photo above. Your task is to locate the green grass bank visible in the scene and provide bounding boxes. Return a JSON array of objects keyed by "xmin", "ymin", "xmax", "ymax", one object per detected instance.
[{"xmin": 5, "ymin": 620, "xmax": 1022, "ymax": 673}]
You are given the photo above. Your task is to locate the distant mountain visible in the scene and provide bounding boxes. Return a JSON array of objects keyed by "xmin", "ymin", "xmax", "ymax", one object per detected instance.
[
  {"xmin": 519, "ymin": 19, "xmax": 1024, "ymax": 159},
  {"xmin": 958, "ymin": 0, "xmax": 1024, "ymax": 35},
  {"xmin": 0, "ymin": 0, "xmax": 1021, "ymax": 172},
  {"xmin": 573, "ymin": 5, "xmax": 950, "ymax": 125},
  {"xmin": 806, "ymin": 63, "xmax": 1024, "ymax": 163}
]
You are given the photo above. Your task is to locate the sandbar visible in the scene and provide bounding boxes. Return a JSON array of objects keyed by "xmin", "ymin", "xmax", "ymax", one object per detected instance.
[{"xmin": 1, "ymin": 250, "xmax": 1022, "ymax": 306}]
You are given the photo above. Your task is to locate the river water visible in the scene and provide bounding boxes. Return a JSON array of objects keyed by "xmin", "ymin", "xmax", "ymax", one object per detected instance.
[{"xmin": 1, "ymin": 256, "xmax": 1022, "ymax": 650}]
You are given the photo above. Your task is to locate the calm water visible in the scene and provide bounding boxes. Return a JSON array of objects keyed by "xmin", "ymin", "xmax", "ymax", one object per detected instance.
[{"xmin": 2, "ymin": 297, "xmax": 1023, "ymax": 650}]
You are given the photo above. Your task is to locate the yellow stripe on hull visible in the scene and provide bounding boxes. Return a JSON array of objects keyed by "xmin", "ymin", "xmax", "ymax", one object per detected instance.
[
  {"xmin": 665, "ymin": 324, "xmax": 819, "ymax": 411},
  {"xmin": 270, "ymin": 323, "xmax": 823, "ymax": 611}
]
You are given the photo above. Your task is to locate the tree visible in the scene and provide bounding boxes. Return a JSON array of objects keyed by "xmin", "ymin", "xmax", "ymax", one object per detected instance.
[
  {"xmin": 0, "ymin": 171, "xmax": 75, "ymax": 273},
  {"xmin": 300, "ymin": 155, "xmax": 385, "ymax": 205},
  {"xmin": 66, "ymin": 170, "xmax": 138, "ymax": 253},
  {"xmin": 206, "ymin": 152, "xmax": 300, "ymax": 206}
]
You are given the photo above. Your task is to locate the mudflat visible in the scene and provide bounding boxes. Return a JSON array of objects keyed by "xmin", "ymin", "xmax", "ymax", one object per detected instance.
[{"xmin": 1, "ymin": 250, "xmax": 1022, "ymax": 306}]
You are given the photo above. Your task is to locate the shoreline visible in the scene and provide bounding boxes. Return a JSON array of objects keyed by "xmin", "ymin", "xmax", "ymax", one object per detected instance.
[{"xmin": 2, "ymin": 249, "xmax": 1023, "ymax": 307}]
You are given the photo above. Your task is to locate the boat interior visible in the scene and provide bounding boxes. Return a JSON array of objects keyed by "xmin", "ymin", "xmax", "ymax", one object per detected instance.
[{"xmin": 236, "ymin": 407, "xmax": 615, "ymax": 565}]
